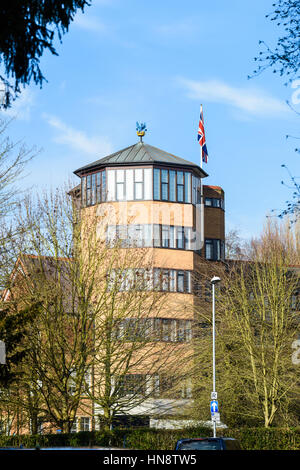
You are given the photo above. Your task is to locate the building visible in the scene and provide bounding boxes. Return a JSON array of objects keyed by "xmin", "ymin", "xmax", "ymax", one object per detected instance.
[
  {"xmin": 0, "ymin": 131, "xmax": 226, "ymax": 433},
  {"xmin": 70, "ymin": 132, "xmax": 225, "ymax": 429}
]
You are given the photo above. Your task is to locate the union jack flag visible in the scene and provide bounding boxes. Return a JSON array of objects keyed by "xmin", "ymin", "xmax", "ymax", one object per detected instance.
[{"xmin": 197, "ymin": 105, "xmax": 208, "ymax": 163}]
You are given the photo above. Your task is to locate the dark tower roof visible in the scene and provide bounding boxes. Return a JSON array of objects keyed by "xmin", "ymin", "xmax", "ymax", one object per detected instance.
[{"xmin": 74, "ymin": 142, "xmax": 208, "ymax": 178}]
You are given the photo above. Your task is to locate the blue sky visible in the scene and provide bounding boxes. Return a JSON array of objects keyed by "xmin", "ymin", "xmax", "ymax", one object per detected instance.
[{"xmin": 1, "ymin": 0, "xmax": 300, "ymax": 241}]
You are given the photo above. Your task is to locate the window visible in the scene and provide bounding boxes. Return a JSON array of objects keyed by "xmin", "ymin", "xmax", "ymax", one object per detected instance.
[
  {"xmin": 108, "ymin": 268, "xmax": 192, "ymax": 294},
  {"xmin": 153, "ymin": 168, "xmax": 160, "ymax": 200},
  {"xmin": 177, "ymin": 271, "xmax": 185, "ymax": 292},
  {"xmin": 153, "ymin": 168, "xmax": 195, "ymax": 204},
  {"xmin": 184, "ymin": 227, "xmax": 192, "ymax": 250},
  {"xmin": 81, "ymin": 170, "xmax": 106, "ymax": 207},
  {"xmin": 169, "ymin": 270, "xmax": 176, "ymax": 292},
  {"xmin": 177, "ymin": 227, "xmax": 184, "ymax": 249},
  {"xmin": 134, "ymin": 169, "xmax": 143, "ymax": 200},
  {"xmin": 92, "ymin": 173, "xmax": 96, "ymax": 205},
  {"xmin": 161, "ymin": 270, "xmax": 169, "ymax": 291},
  {"xmin": 86, "ymin": 175, "xmax": 91, "ymax": 206},
  {"xmin": 68, "ymin": 371, "xmax": 77, "ymax": 395},
  {"xmin": 81, "ymin": 176, "xmax": 86, "ymax": 206},
  {"xmin": 96, "ymin": 172, "xmax": 101, "ymax": 203},
  {"xmin": 205, "ymin": 239, "xmax": 214, "ymax": 260},
  {"xmin": 144, "ymin": 168, "xmax": 152, "ymax": 199},
  {"xmin": 106, "ymin": 224, "xmax": 194, "ymax": 251},
  {"xmin": 177, "ymin": 171, "xmax": 184, "ymax": 202},
  {"xmin": 117, "ymin": 318, "xmax": 147, "ymax": 341},
  {"xmin": 102, "ymin": 171, "xmax": 106, "ymax": 201},
  {"xmin": 80, "ymin": 417, "xmax": 90, "ymax": 432},
  {"xmin": 169, "ymin": 170, "xmax": 176, "ymax": 201},
  {"xmin": 118, "ymin": 374, "xmax": 147, "ymax": 396},
  {"xmin": 71, "ymin": 418, "xmax": 77, "ymax": 433},
  {"xmin": 205, "ymin": 197, "xmax": 224, "ymax": 209},
  {"xmin": 162, "ymin": 225, "xmax": 169, "ymax": 248},
  {"xmin": 151, "ymin": 318, "xmax": 193, "ymax": 342},
  {"xmin": 143, "ymin": 224, "xmax": 153, "ymax": 247},
  {"xmin": 153, "ymin": 224, "xmax": 161, "ymax": 247},
  {"xmin": 205, "ymin": 239, "xmax": 224, "ymax": 261},
  {"xmin": 169, "ymin": 226, "xmax": 176, "ymax": 248},
  {"xmin": 131, "ymin": 224, "xmax": 143, "ymax": 247},
  {"xmin": 185, "ymin": 172, "xmax": 191, "ymax": 203},
  {"xmin": 161, "ymin": 169, "xmax": 169, "ymax": 200},
  {"xmin": 107, "ymin": 169, "xmax": 115, "ymax": 200},
  {"xmin": 192, "ymin": 175, "xmax": 197, "ymax": 204},
  {"xmin": 116, "ymin": 169, "xmax": 125, "ymax": 201},
  {"xmin": 81, "ymin": 167, "xmax": 198, "ymax": 205}
]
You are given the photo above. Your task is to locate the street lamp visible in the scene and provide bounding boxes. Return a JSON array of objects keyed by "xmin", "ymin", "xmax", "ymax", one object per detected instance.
[{"xmin": 210, "ymin": 276, "xmax": 221, "ymax": 438}]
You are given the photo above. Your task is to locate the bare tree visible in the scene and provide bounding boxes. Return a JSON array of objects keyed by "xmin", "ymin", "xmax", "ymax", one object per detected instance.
[
  {"xmin": 2, "ymin": 187, "xmax": 186, "ymax": 433},
  {"xmin": 190, "ymin": 219, "xmax": 300, "ymax": 428}
]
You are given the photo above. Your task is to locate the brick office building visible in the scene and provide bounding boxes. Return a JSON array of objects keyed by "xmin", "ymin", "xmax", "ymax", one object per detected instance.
[{"xmin": 69, "ymin": 134, "xmax": 225, "ymax": 429}]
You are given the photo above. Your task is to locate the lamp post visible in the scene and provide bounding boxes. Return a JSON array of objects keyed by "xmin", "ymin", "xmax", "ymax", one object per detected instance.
[{"xmin": 210, "ymin": 276, "xmax": 220, "ymax": 438}]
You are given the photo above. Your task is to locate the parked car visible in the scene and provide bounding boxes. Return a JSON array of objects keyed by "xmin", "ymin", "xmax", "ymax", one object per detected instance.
[{"xmin": 175, "ymin": 437, "xmax": 241, "ymax": 450}]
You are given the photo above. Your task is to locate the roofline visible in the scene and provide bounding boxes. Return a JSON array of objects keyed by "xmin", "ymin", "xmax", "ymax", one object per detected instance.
[{"xmin": 74, "ymin": 161, "xmax": 208, "ymax": 179}]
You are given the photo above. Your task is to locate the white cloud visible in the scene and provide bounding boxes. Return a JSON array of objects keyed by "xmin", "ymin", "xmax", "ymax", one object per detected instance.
[
  {"xmin": 1, "ymin": 88, "xmax": 34, "ymax": 121},
  {"xmin": 73, "ymin": 13, "xmax": 107, "ymax": 34},
  {"xmin": 178, "ymin": 78, "xmax": 290, "ymax": 117},
  {"xmin": 43, "ymin": 113, "xmax": 113, "ymax": 156}
]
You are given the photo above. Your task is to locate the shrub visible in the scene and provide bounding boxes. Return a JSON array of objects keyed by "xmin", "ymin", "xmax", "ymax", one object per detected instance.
[{"xmin": 1, "ymin": 426, "xmax": 300, "ymax": 450}]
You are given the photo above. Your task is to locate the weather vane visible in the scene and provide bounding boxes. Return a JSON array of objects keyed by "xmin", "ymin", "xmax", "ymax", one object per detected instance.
[{"xmin": 136, "ymin": 122, "xmax": 147, "ymax": 142}]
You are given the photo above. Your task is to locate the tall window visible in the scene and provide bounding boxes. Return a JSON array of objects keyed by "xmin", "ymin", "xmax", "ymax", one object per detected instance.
[
  {"xmin": 169, "ymin": 170, "xmax": 176, "ymax": 201},
  {"xmin": 86, "ymin": 175, "xmax": 91, "ymax": 206},
  {"xmin": 162, "ymin": 225, "xmax": 169, "ymax": 248},
  {"xmin": 177, "ymin": 227, "xmax": 184, "ymax": 249},
  {"xmin": 161, "ymin": 169, "xmax": 169, "ymax": 200},
  {"xmin": 134, "ymin": 169, "xmax": 143, "ymax": 200},
  {"xmin": 102, "ymin": 171, "xmax": 106, "ymax": 201},
  {"xmin": 92, "ymin": 173, "xmax": 96, "ymax": 205},
  {"xmin": 80, "ymin": 417, "xmax": 90, "ymax": 432},
  {"xmin": 205, "ymin": 239, "xmax": 225, "ymax": 261},
  {"xmin": 153, "ymin": 168, "xmax": 160, "ymax": 200},
  {"xmin": 177, "ymin": 171, "xmax": 184, "ymax": 202},
  {"xmin": 81, "ymin": 170, "xmax": 106, "ymax": 207},
  {"xmin": 96, "ymin": 172, "xmax": 101, "ymax": 203},
  {"xmin": 116, "ymin": 169, "xmax": 125, "ymax": 201},
  {"xmin": 185, "ymin": 172, "xmax": 191, "ymax": 203},
  {"xmin": 177, "ymin": 271, "xmax": 185, "ymax": 292}
]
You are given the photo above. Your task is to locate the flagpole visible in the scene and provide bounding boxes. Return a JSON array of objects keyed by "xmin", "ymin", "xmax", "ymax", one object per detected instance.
[{"xmin": 200, "ymin": 104, "xmax": 203, "ymax": 169}]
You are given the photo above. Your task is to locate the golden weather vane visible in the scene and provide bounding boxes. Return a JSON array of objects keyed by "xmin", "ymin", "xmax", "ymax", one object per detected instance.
[{"xmin": 136, "ymin": 122, "xmax": 147, "ymax": 142}]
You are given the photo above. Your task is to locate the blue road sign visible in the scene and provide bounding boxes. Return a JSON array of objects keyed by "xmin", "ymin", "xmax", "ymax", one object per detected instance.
[{"xmin": 210, "ymin": 400, "xmax": 218, "ymax": 414}]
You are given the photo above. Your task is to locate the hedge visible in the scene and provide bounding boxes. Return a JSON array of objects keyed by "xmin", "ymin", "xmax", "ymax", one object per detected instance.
[{"xmin": 1, "ymin": 426, "xmax": 300, "ymax": 450}]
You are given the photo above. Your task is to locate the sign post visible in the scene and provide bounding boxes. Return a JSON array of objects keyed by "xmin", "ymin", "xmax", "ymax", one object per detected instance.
[{"xmin": 210, "ymin": 276, "xmax": 221, "ymax": 438}]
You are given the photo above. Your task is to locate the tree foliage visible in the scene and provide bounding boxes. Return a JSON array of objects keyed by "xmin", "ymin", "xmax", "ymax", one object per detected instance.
[
  {"xmin": 253, "ymin": 1, "xmax": 300, "ymax": 221},
  {"xmin": 254, "ymin": 1, "xmax": 300, "ymax": 81},
  {"xmin": 0, "ymin": 1, "xmax": 91, "ymax": 108}
]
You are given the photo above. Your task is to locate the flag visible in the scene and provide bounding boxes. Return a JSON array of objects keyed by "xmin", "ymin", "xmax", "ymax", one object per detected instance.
[{"xmin": 197, "ymin": 105, "xmax": 208, "ymax": 163}]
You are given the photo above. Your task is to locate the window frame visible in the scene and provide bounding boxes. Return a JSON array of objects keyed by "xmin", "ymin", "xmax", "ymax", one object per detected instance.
[
  {"xmin": 205, "ymin": 238, "xmax": 224, "ymax": 261},
  {"xmin": 81, "ymin": 169, "xmax": 106, "ymax": 207}
]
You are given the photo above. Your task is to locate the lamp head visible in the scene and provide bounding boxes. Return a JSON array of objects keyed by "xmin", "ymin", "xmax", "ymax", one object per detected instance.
[{"xmin": 211, "ymin": 276, "xmax": 221, "ymax": 284}]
